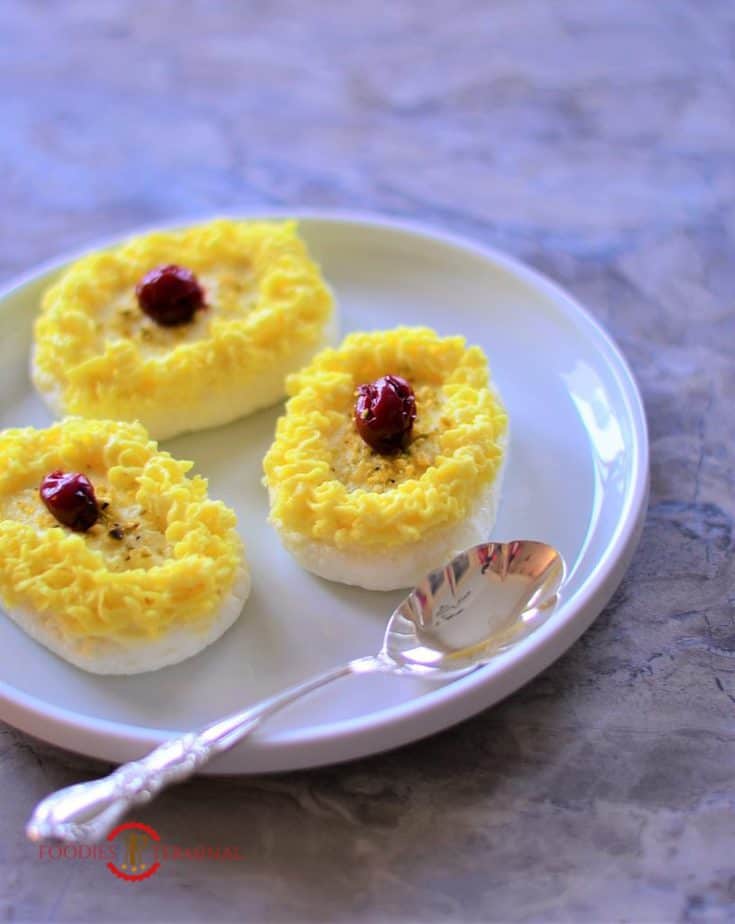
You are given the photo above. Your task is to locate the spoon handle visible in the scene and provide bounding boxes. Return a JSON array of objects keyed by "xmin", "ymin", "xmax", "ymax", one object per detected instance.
[{"xmin": 26, "ymin": 655, "xmax": 381, "ymax": 845}]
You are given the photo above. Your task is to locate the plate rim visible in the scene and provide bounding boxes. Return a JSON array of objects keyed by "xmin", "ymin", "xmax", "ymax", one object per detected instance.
[{"xmin": 0, "ymin": 209, "xmax": 649, "ymax": 772}]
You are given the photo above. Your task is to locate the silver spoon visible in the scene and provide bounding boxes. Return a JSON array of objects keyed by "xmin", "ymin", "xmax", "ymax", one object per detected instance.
[{"xmin": 26, "ymin": 539, "xmax": 564, "ymax": 844}]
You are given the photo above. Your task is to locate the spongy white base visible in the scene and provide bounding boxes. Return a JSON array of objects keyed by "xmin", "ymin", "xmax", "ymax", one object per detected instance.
[
  {"xmin": 275, "ymin": 462, "xmax": 506, "ymax": 591},
  {"xmin": 30, "ymin": 309, "xmax": 339, "ymax": 441},
  {"xmin": 3, "ymin": 565, "xmax": 251, "ymax": 675}
]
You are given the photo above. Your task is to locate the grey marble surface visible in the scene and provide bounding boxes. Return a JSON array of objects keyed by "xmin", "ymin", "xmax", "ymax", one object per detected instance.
[{"xmin": 1, "ymin": 1, "xmax": 734, "ymax": 921}]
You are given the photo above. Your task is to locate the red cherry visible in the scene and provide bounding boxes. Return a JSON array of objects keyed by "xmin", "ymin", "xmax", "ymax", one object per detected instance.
[
  {"xmin": 40, "ymin": 471, "xmax": 100, "ymax": 532},
  {"xmin": 354, "ymin": 375, "xmax": 416, "ymax": 453},
  {"xmin": 135, "ymin": 264, "xmax": 205, "ymax": 326}
]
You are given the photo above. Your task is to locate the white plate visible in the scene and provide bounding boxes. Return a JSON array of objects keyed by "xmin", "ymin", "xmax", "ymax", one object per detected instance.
[{"xmin": 0, "ymin": 212, "xmax": 648, "ymax": 773}]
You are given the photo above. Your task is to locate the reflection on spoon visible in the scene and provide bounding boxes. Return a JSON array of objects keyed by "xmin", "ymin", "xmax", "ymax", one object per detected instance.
[
  {"xmin": 392, "ymin": 539, "xmax": 564, "ymax": 671},
  {"xmin": 26, "ymin": 540, "xmax": 564, "ymax": 845}
]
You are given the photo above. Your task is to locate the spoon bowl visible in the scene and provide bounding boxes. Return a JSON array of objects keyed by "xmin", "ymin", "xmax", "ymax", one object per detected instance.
[{"xmin": 384, "ymin": 540, "xmax": 565, "ymax": 673}]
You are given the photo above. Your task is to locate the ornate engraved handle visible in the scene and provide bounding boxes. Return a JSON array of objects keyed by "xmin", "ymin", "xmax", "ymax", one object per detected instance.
[{"xmin": 26, "ymin": 656, "xmax": 381, "ymax": 844}]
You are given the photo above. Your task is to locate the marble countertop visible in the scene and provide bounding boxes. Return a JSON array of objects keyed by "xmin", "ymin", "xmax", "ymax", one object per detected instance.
[{"xmin": 1, "ymin": 1, "xmax": 733, "ymax": 921}]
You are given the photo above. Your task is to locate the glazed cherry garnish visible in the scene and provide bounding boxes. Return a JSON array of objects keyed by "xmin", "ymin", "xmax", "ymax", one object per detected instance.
[
  {"xmin": 39, "ymin": 471, "xmax": 100, "ymax": 532},
  {"xmin": 135, "ymin": 264, "xmax": 205, "ymax": 327},
  {"xmin": 354, "ymin": 374, "xmax": 417, "ymax": 454}
]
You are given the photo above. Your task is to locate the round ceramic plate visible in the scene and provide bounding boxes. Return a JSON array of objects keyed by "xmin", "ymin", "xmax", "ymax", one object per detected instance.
[{"xmin": 0, "ymin": 212, "xmax": 648, "ymax": 773}]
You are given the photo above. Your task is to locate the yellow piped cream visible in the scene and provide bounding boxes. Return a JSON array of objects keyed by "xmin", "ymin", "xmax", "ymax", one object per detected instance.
[
  {"xmin": 0, "ymin": 419, "xmax": 243, "ymax": 643},
  {"xmin": 32, "ymin": 220, "xmax": 335, "ymax": 436},
  {"xmin": 263, "ymin": 327, "xmax": 508, "ymax": 551}
]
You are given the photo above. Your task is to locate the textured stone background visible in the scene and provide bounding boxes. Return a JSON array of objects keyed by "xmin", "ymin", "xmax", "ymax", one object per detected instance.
[{"xmin": 1, "ymin": 1, "xmax": 734, "ymax": 921}]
